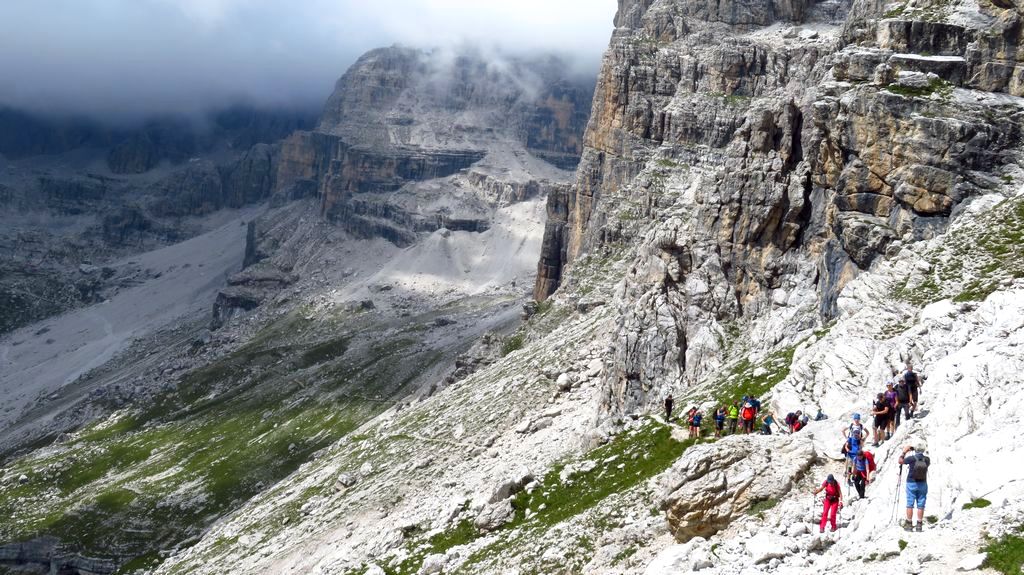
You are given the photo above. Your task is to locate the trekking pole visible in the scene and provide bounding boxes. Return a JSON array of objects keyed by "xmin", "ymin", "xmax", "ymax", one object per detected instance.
[{"xmin": 891, "ymin": 464, "xmax": 903, "ymax": 525}]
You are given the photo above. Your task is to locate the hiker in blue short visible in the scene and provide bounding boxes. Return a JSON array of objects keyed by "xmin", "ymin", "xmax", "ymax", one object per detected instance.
[{"xmin": 899, "ymin": 442, "xmax": 931, "ymax": 531}]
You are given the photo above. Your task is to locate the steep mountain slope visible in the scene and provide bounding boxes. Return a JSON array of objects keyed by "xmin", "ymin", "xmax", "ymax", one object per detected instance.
[
  {"xmin": 142, "ymin": 0, "xmax": 1024, "ymax": 574},
  {"xmin": 0, "ymin": 47, "xmax": 592, "ymax": 575}
]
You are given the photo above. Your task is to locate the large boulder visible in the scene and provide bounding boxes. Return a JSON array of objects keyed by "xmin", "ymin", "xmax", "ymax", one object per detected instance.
[{"xmin": 658, "ymin": 434, "xmax": 816, "ymax": 543}]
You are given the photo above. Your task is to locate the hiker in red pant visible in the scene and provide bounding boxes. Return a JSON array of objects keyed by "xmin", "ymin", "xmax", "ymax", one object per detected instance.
[{"xmin": 812, "ymin": 474, "xmax": 843, "ymax": 532}]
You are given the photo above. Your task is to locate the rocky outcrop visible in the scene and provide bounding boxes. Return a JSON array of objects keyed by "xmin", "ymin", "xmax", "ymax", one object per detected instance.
[
  {"xmin": 210, "ymin": 267, "xmax": 298, "ymax": 329},
  {"xmin": 659, "ymin": 434, "xmax": 816, "ymax": 542}
]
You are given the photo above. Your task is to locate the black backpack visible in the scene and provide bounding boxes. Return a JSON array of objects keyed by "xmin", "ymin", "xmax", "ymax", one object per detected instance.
[
  {"xmin": 896, "ymin": 383, "xmax": 910, "ymax": 402},
  {"xmin": 904, "ymin": 370, "xmax": 919, "ymax": 387},
  {"xmin": 910, "ymin": 455, "xmax": 929, "ymax": 481}
]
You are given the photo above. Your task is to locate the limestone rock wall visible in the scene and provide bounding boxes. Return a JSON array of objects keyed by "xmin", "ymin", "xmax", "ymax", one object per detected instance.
[{"xmin": 536, "ymin": 0, "xmax": 1024, "ymax": 418}]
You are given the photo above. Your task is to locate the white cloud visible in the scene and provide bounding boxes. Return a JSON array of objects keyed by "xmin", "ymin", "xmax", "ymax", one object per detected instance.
[{"xmin": 0, "ymin": 0, "xmax": 616, "ymax": 121}]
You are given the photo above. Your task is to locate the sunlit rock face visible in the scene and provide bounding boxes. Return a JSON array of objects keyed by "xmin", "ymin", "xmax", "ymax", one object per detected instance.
[{"xmin": 534, "ymin": 0, "xmax": 1024, "ymax": 419}]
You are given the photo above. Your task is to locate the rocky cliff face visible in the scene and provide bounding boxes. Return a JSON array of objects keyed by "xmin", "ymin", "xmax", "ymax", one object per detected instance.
[
  {"xmin": 274, "ymin": 47, "xmax": 594, "ymax": 245},
  {"xmin": 535, "ymin": 0, "xmax": 1024, "ymax": 418}
]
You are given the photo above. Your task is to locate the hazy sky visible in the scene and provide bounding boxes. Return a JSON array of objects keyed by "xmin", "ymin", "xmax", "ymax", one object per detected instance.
[{"xmin": 0, "ymin": 0, "xmax": 617, "ymax": 123}]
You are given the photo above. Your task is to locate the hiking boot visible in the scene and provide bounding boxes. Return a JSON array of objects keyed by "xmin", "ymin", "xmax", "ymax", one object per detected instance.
[
  {"xmin": 901, "ymin": 520, "xmax": 913, "ymax": 531},
  {"xmin": 915, "ymin": 523, "xmax": 923, "ymax": 532}
]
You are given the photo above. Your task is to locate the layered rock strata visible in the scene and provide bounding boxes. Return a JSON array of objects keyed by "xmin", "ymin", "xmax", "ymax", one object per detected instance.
[{"xmin": 534, "ymin": 0, "xmax": 1024, "ymax": 417}]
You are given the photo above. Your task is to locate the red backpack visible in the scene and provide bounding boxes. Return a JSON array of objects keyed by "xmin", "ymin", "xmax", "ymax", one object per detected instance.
[
  {"xmin": 742, "ymin": 406, "xmax": 754, "ymax": 420},
  {"xmin": 863, "ymin": 451, "xmax": 877, "ymax": 472}
]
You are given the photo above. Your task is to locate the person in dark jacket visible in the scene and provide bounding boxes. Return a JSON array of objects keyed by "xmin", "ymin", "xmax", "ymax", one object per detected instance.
[{"xmin": 664, "ymin": 394, "xmax": 674, "ymax": 422}]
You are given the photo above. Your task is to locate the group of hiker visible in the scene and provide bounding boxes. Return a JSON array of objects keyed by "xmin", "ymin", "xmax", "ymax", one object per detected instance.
[
  {"xmin": 663, "ymin": 394, "xmax": 773, "ymax": 439},
  {"xmin": 815, "ymin": 362, "xmax": 931, "ymax": 533},
  {"xmin": 660, "ymin": 361, "xmax": 932, "ymax": 535}
]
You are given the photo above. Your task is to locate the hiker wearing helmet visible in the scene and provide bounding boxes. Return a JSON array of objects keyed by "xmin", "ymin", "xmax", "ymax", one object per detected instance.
[
  {"xmin": 812, "ymin": 474, "xmax": 843, "ymax": 533},
  {"xmin": 899, "ymin": 443, "xmax": 931, "ymax": 531},
  {"xmin": 871, "ymin": 393, "xmax": 890, "ymax": 447}
]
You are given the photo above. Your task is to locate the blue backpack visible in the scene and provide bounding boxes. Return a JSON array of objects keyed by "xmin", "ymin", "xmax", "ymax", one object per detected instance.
[{"xmin": 846, "ymin": 436, "xmax": 861, "ymax": 456}]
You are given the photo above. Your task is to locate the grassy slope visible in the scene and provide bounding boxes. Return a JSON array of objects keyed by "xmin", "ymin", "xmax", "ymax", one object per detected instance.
[
  {"xmin": 896, "ymin": 194, "xmax": 1024, "ymax": 306},
  {"xmin": 0, "ymin": 300, "xmax": 467, "ymax": 573}
]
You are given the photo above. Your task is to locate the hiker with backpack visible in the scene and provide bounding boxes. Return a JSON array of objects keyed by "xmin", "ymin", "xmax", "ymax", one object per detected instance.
[
  {"xmin": 899, "ymin": 442, "xmax": 931, "ymax": 531},
  {"xmin": 740, "ymin": 401, "xmax": 756, "ymax": 434},
  {"xmin": 664, "ymin": 394, "xmax": 674, "ymax": 423},
  {"xmin": 844, "ymin": 413, "xmax": 867, "ymax": 443},
  {"xmin": 760, "ymin": 411, "xmax": 776, "ymax": 435},
  {"xmin": 714, "ymin": 406, "xmax": 727, "ymax": 438},
  {"xmin": 812, "ymin": 474, "xmax": 844, "ymax": 533},
  {"xmin": 871, "ymin": 393, "xmax": 890, "ymax": 447},
  {"xmin": 785, "ymin": 410, "xmax": 805, "ymax": 432},
  {"xmin": 727, "ymin": 403, "xmax": 739, "ymax": 435},
  {"xmin": 851, "ymin": 449, "xmax": 875, "ymax": 498}
]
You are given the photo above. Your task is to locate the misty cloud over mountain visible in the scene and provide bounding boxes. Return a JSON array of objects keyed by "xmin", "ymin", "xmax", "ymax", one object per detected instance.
[{"xmin": 0, "ymin": 0, "xmax": 615, "ymax": 124}]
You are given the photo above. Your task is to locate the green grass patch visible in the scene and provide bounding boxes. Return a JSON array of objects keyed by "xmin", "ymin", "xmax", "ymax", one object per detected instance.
[
  {"xmin": 883, "ymin": 2, "xmax": 907, "ymax": 17},
  {"xmin": 899, "ymin": 539, "xmax": 908, "ymax": 551},
  {"xmin": 0, "ymin": 308, "xmax": 444, "ymax": 572},
  {"xmin": 501, "ymin": 333, "xmax": 525, "ymax": 356},
  {"xmin": 612, "ymin": 545, "xmax": 638, "ymax": 565},
  {"xmin": 394, "ymin": 419, "xmax": 696, "ymax": 575},
  {"xmin": 747, "ymin": 497, "xmax": 780, "ymax": 517},
  {"xmin": 713, "ymin": 345, "xmax": 796, "ymax": 408},
  {"xmin": 885, "ymin": 77, "xmax": 952, "ymax": 99},
  {"xmin": 895, "ymin": 196, "xmax": 1024, "ymax": 306},
  {"xmin": 963, "ymin": 498, "xmax": 992, "ymax": 510},
  {"xmin": 926, "ymin": 515, "xmax": 938, "ymax": 524},
  {"xmin": 984, "ymin": 526, "xmax": 1024, "ymax": 575},
  {"xmin": 507, "ymin": 419, "xmax": 693, "ymax": 530},
  {"xmin": 297, "ymin": 336, "xmax": 351, "ymax": 368}
]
